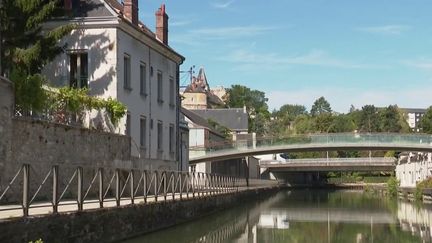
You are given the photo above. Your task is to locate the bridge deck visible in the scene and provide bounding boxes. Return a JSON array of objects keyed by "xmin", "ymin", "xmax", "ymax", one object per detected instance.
[{"xmin": 189, "ymin": 133, "xmax": 432, "ymax": 163}]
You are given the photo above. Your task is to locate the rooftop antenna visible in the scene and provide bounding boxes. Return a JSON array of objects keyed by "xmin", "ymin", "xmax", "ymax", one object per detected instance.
[{"xmin": 180, "ymin": 65, "xmax": 195, "ymax": 83}]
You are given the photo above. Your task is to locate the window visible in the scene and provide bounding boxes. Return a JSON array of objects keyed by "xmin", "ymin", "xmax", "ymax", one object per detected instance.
[
  {"xmin": 140, "ymin": 62, "xmax": 147, "ymax": 96},
  {"xmin": 140, "ymin": 116, "xmax": 146, "ymax": 148},
  {"xmin": 124, "ymin": 54, "xmax": 131, "ymax": 89},
  {"xmin": 169, "ymin": 124, "xmax": 174, "ymax": 153},
  {"xmin": 169, "ymin": 77, "xmax": 175, "ymax": 107},
  {"xmin": 69, "ymin": 52, "xmax": 88, "ymax": 88},
  {"xmin": 125, "ymin": 113, "xmax": 131, "ymax": 136},
  {"xmin": 157, "ymin": 121, "xmax": 163, "ymax": 151},
  {"xmin": 157, "ymin": 71, "xmax": 163, "ymax": 103}
]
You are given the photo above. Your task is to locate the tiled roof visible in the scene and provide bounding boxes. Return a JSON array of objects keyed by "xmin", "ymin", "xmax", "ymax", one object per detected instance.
[{"xmin": 191, "ymin": 108, "xmax": 248, "ymax": 132}]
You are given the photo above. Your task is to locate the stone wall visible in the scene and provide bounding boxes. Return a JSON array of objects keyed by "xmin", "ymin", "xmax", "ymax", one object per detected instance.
[
  {"xmin": 0, "ymin": 77, "xmax": 14, "ymax": 191},
  {"xmin": 0, "ymin": 187, "xmax": 279, "ymax": 243},
  {"xmin": 0, "ymin": 77, "xmax": 131, "ymax": 201}
]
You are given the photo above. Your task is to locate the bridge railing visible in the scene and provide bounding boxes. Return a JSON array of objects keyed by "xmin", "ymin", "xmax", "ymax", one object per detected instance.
[
  {"xmin": 0, "ymin": 163, "xmax": 279, "ymax": 218},
  {"xmin": 260, "ymin": 157, "xmax": 397, "ymax": 165},
  {"xmin": 189, "ymin": 133, "xmax": 432, "ymax": 159}
]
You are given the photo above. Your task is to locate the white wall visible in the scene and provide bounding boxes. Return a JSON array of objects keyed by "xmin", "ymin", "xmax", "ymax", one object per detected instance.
[
  {"xmin": 116, "ymin": 29, "xmax": 179, "ymax": 170},
  {"xmin": 396, "ymin": 152, "xmax": 432, "ymax": 188},
  {"xmin": 43, "ymin": 28, "xmax": 118, "ymax": 99}
]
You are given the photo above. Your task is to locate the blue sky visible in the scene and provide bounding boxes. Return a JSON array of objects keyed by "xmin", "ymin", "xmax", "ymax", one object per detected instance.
[{"xmin": 140, "ymin": 0, "xmax": 432, "ymax": 113}]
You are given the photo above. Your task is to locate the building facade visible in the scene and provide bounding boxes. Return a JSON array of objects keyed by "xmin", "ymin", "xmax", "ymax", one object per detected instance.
[
  {"xmin": 44, "ymin": 0, "xmax": 185, "ymax": 170},
  {"xmin": 396, "ymin": 152, "xmax": 432, "ymax": 188},
  {"xmin": 401, "ymin": 108, "xmax": 426, "ymax": 133}
]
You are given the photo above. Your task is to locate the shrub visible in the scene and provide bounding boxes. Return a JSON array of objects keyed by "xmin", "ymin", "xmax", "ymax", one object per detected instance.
[{"xmin": 387, "ymin": 177, "xmax": 399, "ymax": 197}]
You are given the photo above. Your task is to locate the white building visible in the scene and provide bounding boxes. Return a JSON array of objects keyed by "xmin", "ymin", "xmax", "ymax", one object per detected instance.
[
  {"xmin": 396, "ymin": 152, "xmax": 432, "ymax": 187},
  {"xmin": 401, "ymin": 108, "xmax": 426, "ymax": 133},
  {"xmin": 44, "ymin": 0, "xmax": 185, "ymax": 170}
]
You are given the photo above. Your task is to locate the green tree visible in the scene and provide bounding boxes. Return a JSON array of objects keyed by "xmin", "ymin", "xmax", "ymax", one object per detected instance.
[
  {"xmin": 225, "ymin": 84, "xmax": 270, "ymax": 135},
  {"xmin": 276, "ymin": 104, "xmax": 308, "ymax": 119},
  {"xmin": 421, "ymin": 106, "xmax": 432, "ymax": 134},
  {"xmin": 293, "ymin": 114, "xmax": 315, "ymax": 134},
  {"xmin": 0, "ymin": 0, "xmax": 73, "ymax": 111},
  {"xmin": 271, "ymin": 104, "xmax": 308, "ymax": 135},
  {"xmin": 359, "ymin": 105, "xmax": 380, "ymax": 132},
  {"xmin": 310, "ymin": 96, "xmax": 332, "ymax": 117},
  {"xmin": 379, "ymin": 105, "xmax": 402, "ymax": 132},
  {"xmin": 314, "ymin": 113, "xmax": 334, "ymax": 133},
  {"xmin": 328, "ymin": 114, "xmax": 355, "ymax": 133}
]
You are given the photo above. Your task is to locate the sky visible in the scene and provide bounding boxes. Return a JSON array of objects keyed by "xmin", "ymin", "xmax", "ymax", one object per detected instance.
[{"xmin": 139, "ymin": 0, "xmax": 432, "ymax": 113}]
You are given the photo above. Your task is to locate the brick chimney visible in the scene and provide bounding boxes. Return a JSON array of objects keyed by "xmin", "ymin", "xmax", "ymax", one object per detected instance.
[
  {"xmin": 155, "ymin": 4, "xmax": 168, "ymax": 45},
  {"xmin": 123, "ymin": 0, "xmax": 139, "ymax": 25}
]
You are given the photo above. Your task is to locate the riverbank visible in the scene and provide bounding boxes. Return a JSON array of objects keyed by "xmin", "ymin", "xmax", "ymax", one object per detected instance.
[{"xmin": 0, "ymin": 186, "xmax": 280, "ymax": 243}]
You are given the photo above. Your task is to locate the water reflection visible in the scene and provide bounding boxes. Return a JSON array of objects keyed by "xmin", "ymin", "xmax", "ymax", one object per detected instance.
[{"xmin": 124, "ymin": 190, "xmax": 431, "ymax": 243}]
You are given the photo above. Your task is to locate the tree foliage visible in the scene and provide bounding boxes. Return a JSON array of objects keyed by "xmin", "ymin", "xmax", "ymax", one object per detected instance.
[
  {"xmin": 310, "ymin": 96, "xmax": 332, "ymax": 117},
  {"xmin": 421, "ymin": 106, "xmax": 432, "ymax": 134},
  {"xmin": 224, "ymin": 84, "xmax": 270, "ymax": 135},
  {"xmin": 358, "ymin": 105, "xmax": 380, "ymax": 132},
  {"xmin": 1, "ymin": 0, "xmax": 73, "ymax": 111},
  {"xmin": 379, "ymin": 105, "xmax": 402, "ymax": 132}
]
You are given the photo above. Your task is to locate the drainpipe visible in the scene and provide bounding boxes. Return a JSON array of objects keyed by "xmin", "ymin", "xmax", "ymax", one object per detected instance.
[{"xmin": 176, "ymin": 65, "xmax": 181, "ymax": 171}]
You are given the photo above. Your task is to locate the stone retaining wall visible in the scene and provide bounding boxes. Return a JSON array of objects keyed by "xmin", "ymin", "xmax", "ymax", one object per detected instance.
[
  {"xmin": 0, "ymin": 77, "xmax": 131, "ymax": 202},
  {"xmin": 0, "ymin": 187, "xmax": 279, "ymax": 243}
]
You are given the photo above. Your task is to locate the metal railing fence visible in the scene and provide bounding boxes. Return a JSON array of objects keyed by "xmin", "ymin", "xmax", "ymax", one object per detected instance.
[{"xmin": 0, "ymin": 164, "xmax": 279, "ymax": 218}]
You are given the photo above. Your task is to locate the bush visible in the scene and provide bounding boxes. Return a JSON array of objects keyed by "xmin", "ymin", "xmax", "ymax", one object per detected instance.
[
  {"xmin": 387, "ymin": 177, "xmax": 399, "ymax": 197},
  {"xmin": 415, "ymin": 177, "xmax": 432, "ymax": 201}
]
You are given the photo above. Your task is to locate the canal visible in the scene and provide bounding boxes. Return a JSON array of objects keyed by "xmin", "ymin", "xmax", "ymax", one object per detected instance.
[{"xmin": 123, "ymin": 189, "xmax": 431, "ymax": 242}]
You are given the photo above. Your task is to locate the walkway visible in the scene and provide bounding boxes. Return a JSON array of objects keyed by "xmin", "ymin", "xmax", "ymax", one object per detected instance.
[
  {"xmin": 0, "ymin": 164, "xmax": 278, "ymax": 220},
  {"xmin": 189, "ymin": 133, "xmax": 432, "ymax": 163}
]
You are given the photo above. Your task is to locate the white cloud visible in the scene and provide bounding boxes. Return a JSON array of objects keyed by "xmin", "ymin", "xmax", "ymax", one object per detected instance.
[
  {"xmin": 266, "ymin": 87, "xmax": 432, "ymax": 113},
  {"xmin": 211, "ymin": 0, "xmax": 235, "ymax": 9},
  {"xmin": 220, "ymin": 49, "xmax": 388, "ymax": 70},
  {"xmin": 357, "ymin": 25, "xmax": 411, "ymax": 35}
]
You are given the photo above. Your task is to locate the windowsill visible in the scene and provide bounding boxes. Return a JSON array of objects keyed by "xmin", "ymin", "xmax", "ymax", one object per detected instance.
[
  {"xmin": 169, "ymin": 103, "xmax": 175, "ymax": 109},
  {"xmin": 140, "ymin": 93, "xmax": 148, "ymax": 98},
  {"xmin": 157, "ymin": 99, "xmax": 164, "ymax": 104},
  {"xmin": 124, "ymin": 86, "xmax": 132, "ymax": 91}
]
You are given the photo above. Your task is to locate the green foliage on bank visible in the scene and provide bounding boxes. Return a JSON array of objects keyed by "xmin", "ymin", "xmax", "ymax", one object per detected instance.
[
  {"xmin": 415, "ymin": 177, "xmax": 432, "ymax": 201},
  {"xmin": 387, "ymin": 177, "xmax": 399, "ymax": 198}
]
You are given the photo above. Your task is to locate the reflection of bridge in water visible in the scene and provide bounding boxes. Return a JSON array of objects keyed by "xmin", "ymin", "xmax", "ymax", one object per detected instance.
[
  {"xmin": 191, "ymin": 191, "xmax": 432, "ymax": 242},
  {"xmin": 189, "ymin": 133, "xmax": 432, "ymax": 163},
  {"xmin": 260, "ymin": 157, "xmax": 396, "ymax": 172},
  {"xmin": 261, "ymin": 208, "xmax": 395, "ymax": 224}
]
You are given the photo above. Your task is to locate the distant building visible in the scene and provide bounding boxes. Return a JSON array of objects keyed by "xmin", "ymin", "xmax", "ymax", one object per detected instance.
[
  {"xmin": 181, "ymin": 67, "xmax": 225, "ymax": 109},
  {"xmin": 401, "ymin": 108, "xmax": 426, "ymax": 133},
  {"xmin": 43, "ymin": 1, "xmax": 185, "ymax": 171}
]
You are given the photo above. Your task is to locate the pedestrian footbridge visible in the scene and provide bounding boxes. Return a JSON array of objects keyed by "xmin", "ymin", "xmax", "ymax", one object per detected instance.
[
  {"xmin": 189, "ymin": 133, "xmax": 432, "ymax": 163},
  {"xmin": 260, "ymin": 157, "xmax": 396, "ymax": 172}
]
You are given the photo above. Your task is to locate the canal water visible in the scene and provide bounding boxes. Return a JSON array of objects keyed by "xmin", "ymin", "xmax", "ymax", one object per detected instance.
[{"xmin": 123, "ymin": 189, "xmax": 432, "ymax": 242}]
